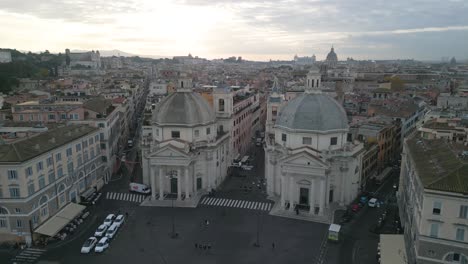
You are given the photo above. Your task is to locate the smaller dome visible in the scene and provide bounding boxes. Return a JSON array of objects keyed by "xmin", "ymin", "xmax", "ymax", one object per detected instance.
[
  {"xmin": 276, "ymin": 93, "xmax": 348, "ymax": 132},
  {"xmin": 152, "ymin": 91, "xmax": 215, "ymax": 126},
  {"xmin": 326, "ymin": 47, "xmax": 338, "ymax": 62}
]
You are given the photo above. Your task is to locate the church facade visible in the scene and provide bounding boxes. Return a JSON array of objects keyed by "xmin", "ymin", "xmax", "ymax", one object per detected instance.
[
  {"xmin": 141, "ymin": 85, "xmax": 230, "ymax": 206},
  {"xmin": 265, "ymin": 68, "xmax": 364, "ymax": 220}
]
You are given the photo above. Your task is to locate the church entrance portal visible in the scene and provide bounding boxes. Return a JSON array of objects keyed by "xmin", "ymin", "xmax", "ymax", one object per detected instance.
[
  {"xmin": 170, "ymin": 177, "xmax": 178, "ymax": 194},
  {"xmin": 299, "ymin": 187, "xmax": 309, "ymax": 205}
]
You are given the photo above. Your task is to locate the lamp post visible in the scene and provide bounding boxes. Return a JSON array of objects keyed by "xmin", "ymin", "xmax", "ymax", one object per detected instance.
[
  {"xmin": 254, "ymin": 210, "xmax": 261, "ymax": 247},
  {"xmin": 166, "ymin": 170, "xmax": 178, "ymax": 239}
]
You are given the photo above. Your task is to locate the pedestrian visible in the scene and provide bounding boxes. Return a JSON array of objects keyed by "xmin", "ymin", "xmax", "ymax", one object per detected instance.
[
  {"xmin": 203, "ymin": 245, "xmax": 207, "ymax": 250},
  {"xmin": 272, "ymin": 242, "xmax": 275, "ymax": 250},
  {"xmin": 125, "ymin": 212, "xmax": 129, "ymax": 218},
  {"xmin": 295, "ymin": 208, "xmax": 299, "ymax": 215}
]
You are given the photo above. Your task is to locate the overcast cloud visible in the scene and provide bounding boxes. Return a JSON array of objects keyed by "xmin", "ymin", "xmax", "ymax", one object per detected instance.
[{"xmin": 0, "ymin": 0, "xmax": 467, "ymax": 60}]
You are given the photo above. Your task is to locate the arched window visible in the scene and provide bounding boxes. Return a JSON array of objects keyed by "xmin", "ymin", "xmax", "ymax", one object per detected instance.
[
  {"xmin": 219, "ymin": 99, "xmax": 225, "ymax": 112},
  {"xmin": 0, "ymin": 207, "xmax": 8, "ymax": 214},
  {"xmin": 78, "ymin": 171, "xmax": 85, "ymax": 179},
  {"xmin": 39, "ymin": 195, "xmax": 49, "ymax": 218}
]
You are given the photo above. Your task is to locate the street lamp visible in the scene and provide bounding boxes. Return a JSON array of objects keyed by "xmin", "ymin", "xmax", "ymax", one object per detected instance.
[
  {"xmin": 166, "ymin": 170, "xmax": 178, "ymax": 239},
  {"xmin": 254, "ymin": 210, "xmax": 261, "ymax": 247}
]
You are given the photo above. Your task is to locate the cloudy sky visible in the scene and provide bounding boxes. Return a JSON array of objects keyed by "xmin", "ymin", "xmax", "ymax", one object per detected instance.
[{"xmin": 0, "ymin": 0, "xmax": 467, "ymax": 61}]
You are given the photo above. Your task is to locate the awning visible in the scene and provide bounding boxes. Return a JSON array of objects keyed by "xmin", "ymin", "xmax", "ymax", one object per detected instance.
[
  {"xmin": 379, "ymin": 234, "xmax": 407, "ymax": 264},
  {"xmin": 34, "ymin": 203, "xmax": 86, "ymax": 237}
]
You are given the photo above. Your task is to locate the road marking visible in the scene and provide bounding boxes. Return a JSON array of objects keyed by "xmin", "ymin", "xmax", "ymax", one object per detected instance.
[{"xmin": 228, "ymin": 200, "xmax": 235, "ymax": 207}]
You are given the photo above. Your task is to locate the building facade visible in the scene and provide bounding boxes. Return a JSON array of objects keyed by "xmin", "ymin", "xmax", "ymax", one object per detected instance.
[
  {"xmin": 264, "ymin": 71, "xmax": 364, "ymax": 221},
  {"xmin": 0, "ymin": 125, "xmax": 106, "ymax": 243},
  {"xmin": 398, "ymin": 137, "xmax": 468, "ymax": 264},
  {"xmin": 141, "ymin": 88, "xmax": 230, "ymax": 206}
]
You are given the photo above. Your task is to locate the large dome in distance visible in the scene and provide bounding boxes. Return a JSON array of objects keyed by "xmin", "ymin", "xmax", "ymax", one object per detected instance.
[
  {"xmin": 275, "ymin": 93, "xmax": 348, "ymax": 132},
  {"xmin": 152, "ymin": 90, "xmax": 215, "ymax": 126}
]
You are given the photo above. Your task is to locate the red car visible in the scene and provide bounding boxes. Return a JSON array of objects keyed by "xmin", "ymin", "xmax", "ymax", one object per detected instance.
[{"xmin": 351, "ymin": 204, "xmax": 360, "ymax": 212}]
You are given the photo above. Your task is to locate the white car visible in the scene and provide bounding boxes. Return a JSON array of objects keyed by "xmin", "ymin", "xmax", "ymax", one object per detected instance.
[
  {"xmin": 113, "ymin": 214, "xmax": 125, "ymax": 228},
  {"xmin": 81, "ymin": 237, "xmax": 98, "ymax": 254},
  {"xmin": 94, "ymin": 224, "xmax": 108, "ymax": 237},
  {"xmin": 105, "ymin": 223, "xmax": 119, "ymax": 239},
  {"xmin": 94, "ymin": 237, "xmax": 110, "ymax": 253},
  {"xmin": 103, "ymin": 214, "xmax": 115, "ymax": 227}
]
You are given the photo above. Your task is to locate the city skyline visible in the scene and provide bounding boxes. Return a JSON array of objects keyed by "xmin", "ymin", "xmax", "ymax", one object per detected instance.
[{"xmin": 0, "ymin": 0, "xmax": 467, "ymax": 61}]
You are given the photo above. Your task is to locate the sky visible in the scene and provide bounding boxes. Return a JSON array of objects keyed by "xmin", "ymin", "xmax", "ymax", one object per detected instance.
[{"xmin": 0, "ymin": 0, "xmax": 467, "ymax": 61}]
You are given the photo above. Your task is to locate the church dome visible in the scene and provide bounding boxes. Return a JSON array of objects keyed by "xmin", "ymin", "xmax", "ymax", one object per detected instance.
[
  {"xmin": 152, "ymin": 91, "xmax": 215, "ymax": 126},
  {"xmin": 275, "ymin": 93, "xmax": 348, "ymax": 132},
  {"xmin": 326, "ymin": 47, "xmax": 338, "ymax": 62}
]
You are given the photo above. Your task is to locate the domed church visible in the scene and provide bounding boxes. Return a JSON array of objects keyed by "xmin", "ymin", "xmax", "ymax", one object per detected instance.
[
  {"xmin": 265, "ymin": 67, "xmax": 364, "ymax": 221},
  {"xmin": 141, "ymin": 81, "xmax": 230, "ymax": 206}
]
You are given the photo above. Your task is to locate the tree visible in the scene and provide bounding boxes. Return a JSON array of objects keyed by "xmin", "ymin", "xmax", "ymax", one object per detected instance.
[{"xmin": 384, "ymin": 76, "xmax": 405, "ymax": 91}]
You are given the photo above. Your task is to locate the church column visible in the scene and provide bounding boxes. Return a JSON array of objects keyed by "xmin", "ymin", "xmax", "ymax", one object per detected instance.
[
  {"xmin": 340, "ymin": 168, "xmax": 345, "ymax": 205},
  {"xmin": 288, "ymin": 175, "xmax": 294, "ymax": 211},
  {"xmin": 177, "ymin": 168, "xmax": 182, "ymax": 201},
  {"xmin": 159, "ymin": 167, "xmax": 164, "ymax": 200},
  {"xmin": 319, "ymin": 179, "xmax": 325, "ymax": 216},
  {"xmin": 309, "ymin": 179, "xmax": 316, "ymax": 214},
  {"xmin": 185, "ymin": 167, "xmax": 190, "ymax": 199},
  {"xmin": 280, "ymin": 175, "xmax": 286, "ymax": 209},
  {"xmin": 151, "ymin": 166, "xmax": 156, "ymax": 200}
]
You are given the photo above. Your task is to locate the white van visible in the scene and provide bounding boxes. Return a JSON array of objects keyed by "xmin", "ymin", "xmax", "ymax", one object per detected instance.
[
  {"xmin": 105, "ymin": 223, "xmax": 119, "ymax": 239},
  {"xmin": 129, "ymin": 182, "xmax": 151, "ymax": 194},
  {"xmin": 368, "ymin": 198, "xmax": 378, "ymax": 208}
]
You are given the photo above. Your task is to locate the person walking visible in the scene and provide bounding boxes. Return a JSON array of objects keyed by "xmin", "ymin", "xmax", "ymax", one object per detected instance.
[{"xmin": 272, "ymin": 242, "xmax": 275, "ymax": 250}]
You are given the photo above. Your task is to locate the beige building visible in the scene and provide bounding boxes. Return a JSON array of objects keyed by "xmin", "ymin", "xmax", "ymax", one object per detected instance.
[
  {"xmin": 398, "ymin": 137, "xmax": 468, "ymax": 263},
  {"xmin": 0, "ymin": 125, "xmax": 106, "ymax": 243}
]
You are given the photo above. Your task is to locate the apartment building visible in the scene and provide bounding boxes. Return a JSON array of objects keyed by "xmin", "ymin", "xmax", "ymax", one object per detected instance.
[
  {"xmin": 0, "ymin": 125, "xmax": 106, "ymax": 243},
  {"xmin": 11, "ymin": 99, "xmax": 84, "ymax": 123},
  {"xmin": 398, "ymin": 137, "xmax": 468, "ymax": 263}
]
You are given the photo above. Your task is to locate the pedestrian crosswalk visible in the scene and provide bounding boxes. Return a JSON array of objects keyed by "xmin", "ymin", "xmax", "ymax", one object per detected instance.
[
  {"xmin": 11, "ymin": 247, "xmax": 46, "ymax": 263},
  {"xmin": 199, "ymin": 197, "xmax": 273, "ymax": 211},
  {"xmin": 105, "ymin": 192, "xmax": 148, "ymax": 203}
]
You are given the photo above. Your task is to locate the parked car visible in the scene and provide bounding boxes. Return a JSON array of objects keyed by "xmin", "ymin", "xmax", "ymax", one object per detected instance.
[
  {"xmin": 103, "ymin": 214, "xmax": 116, "ymax": 227},
  {"xmin": 94, "ymin": 224, "xmax": 109, "ymax": 237},
  {"xmin": 351, "ymin": 204, "xmax": 360, "ymax": 212},
  {"xmin": 81, "ymin": 237, "xmax": 98, "ymax": 254},
  {"xmin": 368, "ymin": 198, "xmax": 378, "ymax": 208},
  {"xmin": 129, "ymin": 182, "xmax": 151, "ymax": 194},
  {"xmin": 106, "ymin": 223, "xmax": 120, "ymax": 239},
  {"xmin": 241, "ymin": 165, "xmax": 254, "ymax": 171},
  {"xmin": 94, "ymin": 237, "xmax": 110, "ymax": 253},
  {"xmin": 113, "ymin": 215, "xmax": 125, "ymax": 228}
]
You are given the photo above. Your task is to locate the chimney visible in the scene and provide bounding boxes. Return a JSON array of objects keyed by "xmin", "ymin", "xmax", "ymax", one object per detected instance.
[
  {"xmin": 49, "ymin": 137, "xmax": 56, "ymax": 144},
  {"xmin": 34, "ymin": 144, "xmax": 40, "ymax": 150}
]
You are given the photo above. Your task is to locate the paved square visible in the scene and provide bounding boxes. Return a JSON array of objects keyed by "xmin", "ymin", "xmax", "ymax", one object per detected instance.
[{"xmin": 42, "ymin": 202, "xmax": 328, "ymax": 264}]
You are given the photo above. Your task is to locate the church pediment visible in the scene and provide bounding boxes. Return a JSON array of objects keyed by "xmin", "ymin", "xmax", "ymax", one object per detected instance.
[
  {"xmin": 148, "ymin": 145, "xmax": 190, "ymax": 159},
  {"xmin": 279, "ymin": 151, "xmax": 328, "ymax": 169}
]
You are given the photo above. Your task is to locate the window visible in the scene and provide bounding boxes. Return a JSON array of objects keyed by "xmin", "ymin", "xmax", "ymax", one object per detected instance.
[
  {"xmin": 90, "ymin": 149, "xmax": 95, "ymax": 158},
  {"xmin": 56, "ymin": 153, "xmax": 62, "ymax": 161},
  {"xmin": 19, "ymin": 114, "xmax": 24, "ymax": 121},
  {"xmin": 456, "ymin": 228, "xmax": 465, "ymax": 241},
  {"xmin": 77, "ymin": 155, "xmax": 82, "ymax": 166},
  {"xmin": 76, "ymin": 143, "xmax": 81, "ymax": 152},
  {"xmin": 46, "ymin": 156, "xmax": 53, "ymax": 167},
  {"xmin": 206, "ymin": 127, "xmax": 211, "ymax": 135},
  {"xmin": 0, "ymin": 219, "xmax": 7, "ymax": 228},
  {"xmin": 73, "ymin": 113, "xmax": 79, "ymax": 120},
  {"xmin": 48, "ymin": 171, "xmax": 56, "ymax": 184},
  {"xmin": 303, "ymin": 137, "xmax": 312, "ymax": 145},
  {"xmin": 67, "ymin": 162, "xmax": 74, "ymax": 176},
  {"xmin": 171, "ymin": 131, "xmax": 180, "ymax": 138},
  {"xmin": 9, "ymin": 187, "xmax": 20, "ymax": 198},
  {"xmin": 430, "ymin": 223, "xmax": 439, "ymax": 238},
  {"xmin": 460, "ymin": 205, "xmax": 468, "ymax": 219},
  {"xmin": 330, "ymin": 137, "xmax": 338, "ymax": 146},
  {"xmin": 281, "ymin": 133, "xmax": 287, "ymax": 142},
  {"xmin": 433, "ymin": 201, "xmax": 442, "ymax": 215},
  {"xmin": 98, "ymin": 123, "xmax": 105, "ymax": 128},
  {"xmin": 25, "ymin": 167, "xmax": 33, "ymax": 177},
  {"xmin": 48, "ymin": 114, "xmax": 55, "ymax": 120},
  {"xmin": 28, "ymin": 182, "xmax": 35, "ymax": 196},
  {"xmin": 36, "ymin": 161, "xmax": 43, "ymax": 171},
  {"xmin": 219, "ymin": 99, "xmax": 225, "ymax": 112},
  {"xmin": 57, "ymin": 167, "xmax": 63, "ymax": 178},
  {"xmin": 66, "ymin": 148, "xmax": 72, "ymax": 157},
  {"xmin": 194, "ymin": 130, "xmax": 199, "ymax": 137},
  {"xmin": 38, "ymin": 175, "xmax": 45, "ymax": 189},
  {"xmin": 89, "ymin": 138, "xmax": 93, "ymax": 145},
  {"xmin": 61, "ymin": 113, "xmax": 67, "ymax": 120},
  {"xmin": 7, "ymin": 170, "xmax": 18, "ymax": 180},
  {"xmin": 100, "ymin": 133, "xmax": 105, "ymax": 140},
  {"xmin": 156, "ymin": 129, "xmax": 159, "ymax": 137},
  {"xmin": 84, "ymin": 151, "xmax": 88, "ymax": 162},
  {"xmin": 95, "ymin": 135, "xmax": 99, "ymax": 142},
  {"xmin": 14, "ymin": 208, "xmax": 21, "ymax": 214},
  {"xmin": 16, "ymin": 220, "xmax": 22, "ymax": 228}
]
